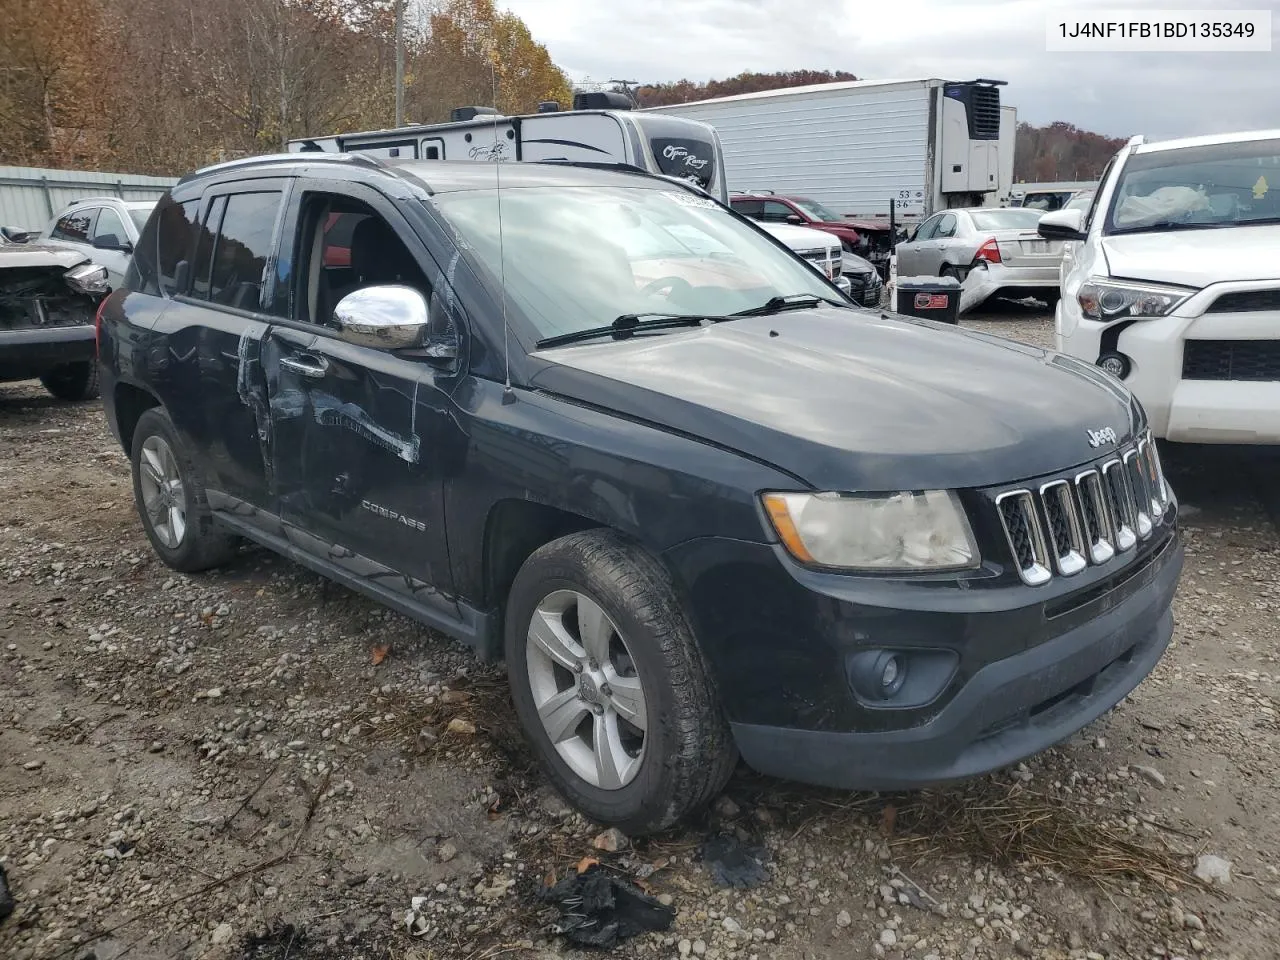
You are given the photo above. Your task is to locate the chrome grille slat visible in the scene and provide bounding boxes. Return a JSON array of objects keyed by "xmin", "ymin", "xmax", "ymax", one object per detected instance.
[
  {"xmin": 1102, "ymin": 458, "xmax": 1138, "ymax": 552},
  {"xmin": 995, "ymin": 490, "xmax": 1051, "ymax": 586},
  {"xmin": 1124, "ymin": 448, "xmax": 1153, "ymax": 539},
  {"xmin": 1039, "ymin": 480, "xmax": 1087, "ymax": 576},
  {"xmin": 1074, "ymin": 469, "xmax": 1115, "ymax": 565},
  {"xmin": 995, "ymin": 433, "xmax": 1170, "ymax": 586}
]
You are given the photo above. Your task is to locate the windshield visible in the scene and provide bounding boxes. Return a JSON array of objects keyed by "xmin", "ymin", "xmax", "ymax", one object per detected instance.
[
  {"xmin": 1107, "ymin": 138, "xmax": 1280, "ymax": 233},
  {"xmin": 790, "ymin": 198, "xmax": 842, "ymax": 222},
  {"xmin": 1022, "ymin": 191, "xmax": 1074, "ymax": 211},
  {"xmin": 433, "ymin": 185, "xmax": 836, "ymax": 341},
  {"xmin": 968, "ymin": 209, "xmax": 1046, "ymax": 231}
]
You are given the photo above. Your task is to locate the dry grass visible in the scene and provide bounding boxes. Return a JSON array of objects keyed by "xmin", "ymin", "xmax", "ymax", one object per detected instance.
[{"xmin": 888, "ymin": 780, "xmax": 1204, "ymax": 893}]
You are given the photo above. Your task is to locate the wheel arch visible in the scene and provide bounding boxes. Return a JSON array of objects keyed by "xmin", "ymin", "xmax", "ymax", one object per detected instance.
[{"xmin": 113, "ymin": 380, "xmax": 162, "ymax": 454}]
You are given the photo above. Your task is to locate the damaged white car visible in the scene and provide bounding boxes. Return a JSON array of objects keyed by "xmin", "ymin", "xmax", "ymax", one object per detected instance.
[
  {"xmin": 894, "ymin": 207, "xmax": 1064, "ymax": 314},
  {"xmin": 0, "ymin": 234, "xmax": 110, "ymax": 400}
]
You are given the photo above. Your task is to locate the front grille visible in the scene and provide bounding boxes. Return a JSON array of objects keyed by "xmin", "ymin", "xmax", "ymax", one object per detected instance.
[
  {"xmin": 800, "ymin": 249, "xmax": 840, "ymax": 280},
  {"xmin": 846, "ymin": 271, "xmax": 884, "ymax": 307},
  {"xmin": 1182, "ymin": 340, "xmax": 1280, "ymax": 381},
  {"xmin": 1205, "ymin": 289, "xmax": 1280, "ymax": 313},
  {"xmin": 995, "ymin": 433, "xmax": 1171, "ymax": 586}
]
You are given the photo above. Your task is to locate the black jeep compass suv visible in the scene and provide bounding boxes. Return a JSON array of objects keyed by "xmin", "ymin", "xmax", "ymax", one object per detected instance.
[{"xmin": 98, "ymin": 154, "xmax": 1183, "ymax": 833}]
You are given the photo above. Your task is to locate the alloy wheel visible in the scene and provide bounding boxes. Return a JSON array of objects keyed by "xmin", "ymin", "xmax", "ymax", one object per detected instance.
[
  {"xmin": 525, "ymin": 589, "xmax": 648, "ymax": 790},
  {"xmin": 138, "ymin": 435, "xmax": 187, "ymax": 549}
]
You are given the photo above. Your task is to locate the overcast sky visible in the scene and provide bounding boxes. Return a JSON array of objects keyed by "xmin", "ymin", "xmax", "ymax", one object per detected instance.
[{"xmin": 499, "ymin": 0, "xmax": 1279, "ymax": 140}]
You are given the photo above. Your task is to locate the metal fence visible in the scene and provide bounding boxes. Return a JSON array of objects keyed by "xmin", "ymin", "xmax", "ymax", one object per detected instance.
[{"xmin": 0, "ymin": 165, "xmax": 178, "ymax": 233}]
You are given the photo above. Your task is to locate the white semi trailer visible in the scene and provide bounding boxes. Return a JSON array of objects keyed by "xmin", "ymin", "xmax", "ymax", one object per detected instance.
[{"xmin": 642, "ymin": 78, "xmax": 1016, "ymax": 229}]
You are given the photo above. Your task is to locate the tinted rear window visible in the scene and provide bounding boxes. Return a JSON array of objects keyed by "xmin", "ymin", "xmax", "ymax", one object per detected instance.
[
  {"xmin": 52, "ymin": 207, "xmax": 96, "ymax": 242},
  {"xmin": 651, "ymin": 138, "xmax": 715, "ymax": 190},
  {"xmin": 208, "ymin": 191, "xmax": 282, "ymax": 311},
  {"xmin": 126, "ymin": 195, "xmax": 199, "ymax": 297}
]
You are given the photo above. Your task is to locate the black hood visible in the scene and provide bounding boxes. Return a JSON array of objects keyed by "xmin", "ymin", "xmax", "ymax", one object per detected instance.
[{"xmin": 529, "ymin": 308, "xmax": 1140, "ymax": 491}]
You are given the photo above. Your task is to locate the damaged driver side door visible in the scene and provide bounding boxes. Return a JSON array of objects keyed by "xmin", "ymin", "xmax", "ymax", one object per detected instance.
[{"xmin": 263, "ymin": 182, "xmax": 461, "ymax": 620}]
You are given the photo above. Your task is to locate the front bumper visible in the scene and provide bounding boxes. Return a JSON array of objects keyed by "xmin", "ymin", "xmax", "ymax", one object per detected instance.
[
  {"xmin": 730, "ymin": 533, "xmax": 1180, "ymax": 789},
  {"xmin": 1057, "ymin": 295, "xmax": 1280, "ymax": 444},
  {"xmin": 844, "ymin": 269, "xmax": 884, "ymax": 308},
  {"xmin": 0, "ymin": 324, "xmax": 95, "ymax": 379},
  {"xmin": 666, "ymin": 502, "xmax": 1181, "ymax": 792}
]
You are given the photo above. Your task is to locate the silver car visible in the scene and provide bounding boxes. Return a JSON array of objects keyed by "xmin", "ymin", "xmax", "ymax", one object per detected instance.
[
  {"xmin": 41, "ymin": 197, "xmax": 156, "ymax": 291},
  {"xmin": 895, "ymin": 207, "xmax": 1064, "ymax": 308}
]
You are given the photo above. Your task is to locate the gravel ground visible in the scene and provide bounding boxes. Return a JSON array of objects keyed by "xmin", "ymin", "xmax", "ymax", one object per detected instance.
[{"xmin": 2, "ymin": 304, "xmax": 1278, "ymax": 960}]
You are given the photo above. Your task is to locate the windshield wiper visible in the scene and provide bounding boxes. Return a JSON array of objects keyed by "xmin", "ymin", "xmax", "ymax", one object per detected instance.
[
  {"xmin": 535, "ymin": 312, "xmax": 734, "ymax": 349},
  {"xmin": 732, "ymin": 293, "xmax": 847, "ymax": 316},
  {"xmin": 1110, "ymin": 219, "xmax": 1233, "ymax": 234}
]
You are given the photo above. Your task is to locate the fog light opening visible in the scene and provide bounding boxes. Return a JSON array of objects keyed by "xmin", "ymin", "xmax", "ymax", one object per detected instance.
[
  {"xmin": 1097, "ymin": 352, "xmax": 1131, "ymax": 380},
  {"xmin": 849, "ymin": 650, "xmax": 909, "ymax": 701},
  {"xmin": 881, "ymin": 655, "xmax": 900, "ymax": 690}
]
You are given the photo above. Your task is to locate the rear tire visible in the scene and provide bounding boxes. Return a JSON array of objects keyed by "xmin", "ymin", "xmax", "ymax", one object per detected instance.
[
  {"xmin": 130, "ymin": 407, "xmax": 238, "ymax": 573},
  {"xmin": 940, "ymin": 264, "xmax": 970, "ymax": 284},
  {"xmin": 505, "ymin": 529, "xmax": 737, "ymax": 835},
  {"xmin": 40, "ymin": 362, "xmax": 99, "ymax": 401}
]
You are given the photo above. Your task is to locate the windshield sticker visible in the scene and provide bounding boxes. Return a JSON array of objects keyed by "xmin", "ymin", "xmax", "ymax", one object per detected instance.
[
  {"xmin": 1254, "ymin": 175, "xmax": 1268, "ymax": 199},
  {"xmin": 662, "ymin": 190, "xmax": 717, "ymax": 209}
]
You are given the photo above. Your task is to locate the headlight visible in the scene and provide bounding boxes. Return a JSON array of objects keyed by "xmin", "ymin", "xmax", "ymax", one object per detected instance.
[
  {"xmin": 64, "ymin": 262, "xmax": 109, "ymax": 296},
  {"xmin": 761, "ymin": 490, "xmax": 979, "ymax": 571},
  {"xmin": 1077, "ymin": 278, "xmax": 1193, "ymax": 321}
]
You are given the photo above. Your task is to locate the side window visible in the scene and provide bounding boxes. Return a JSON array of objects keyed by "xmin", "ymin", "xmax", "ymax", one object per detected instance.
[
  {"xmin": 93, "ymin": 207, "xmax": 129, "ymax": 246},
  {"xmin": 158, "ymin": 200, "xmax": 199, "ymax": 296},
  {"xmin": 731, "ymin": 199, "xmax": 764, "ymax": 219},
  {"xmin": 935, "ymin": 213, "xmax": 957, "ymax": 238},
  {"xmin": 127, "ymin": 195, "xmax": 199, "ymax": 297},
  {"xmin": 207, "ymin": 191, "xmax": 283, "ymax": 312},
  {"xmin": 52, "ymin": 207, "xmax": 96, "ymax": 242},
  {"xmin": 913, "ymin": 216, "xmax": 939, "ymax": 241},
  {"xmin": 296, "ymin": 194, "xmax": 433, "ymax": 330},
  {"xmin": 192, "ymin": 197, "xmax": 226, "ymax": 301},
  {"xmin": 761, "ymin": 201, "xmax": 795, "ymax": 222}
]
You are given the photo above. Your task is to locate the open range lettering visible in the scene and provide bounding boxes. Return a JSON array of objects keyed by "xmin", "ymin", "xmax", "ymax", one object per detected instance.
[{"xmin": 661, "ymin": 144, "xmax": 709, "ymax": 170}]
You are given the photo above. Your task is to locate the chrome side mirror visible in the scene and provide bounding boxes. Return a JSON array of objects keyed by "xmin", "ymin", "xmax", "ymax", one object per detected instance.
[{"xmin": 334, "ymin": 285, "xmax": 432, "ymax": 351}]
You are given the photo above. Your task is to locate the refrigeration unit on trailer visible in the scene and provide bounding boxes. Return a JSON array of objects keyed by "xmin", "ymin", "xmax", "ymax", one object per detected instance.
[
  {"xmin": 986, "ymin": 104, "xmax": 1018, "ymax": 208},
  {"xmin": 287, "ymin": 92, "xmax": 729, "ymax": 203},
  {"xmin": 642, "ymin": 78, "xmax": 1012, "ymax": 229}
]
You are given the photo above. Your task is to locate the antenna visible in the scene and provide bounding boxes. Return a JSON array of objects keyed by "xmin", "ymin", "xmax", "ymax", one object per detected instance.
[{"xmin": 490, "ymin": 44, "xmax": 515, "ymax": 405}]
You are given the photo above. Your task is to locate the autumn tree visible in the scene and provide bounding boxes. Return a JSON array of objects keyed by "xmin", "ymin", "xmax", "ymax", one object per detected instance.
[
  {"xmin": 635, "ymin": 70, "xmax": 859, "ymax": 108},
  {"xmin": 1014, "ymin": 121, "xmax": 1127, "ymax": 183},
  {"xmin": 0, "ymin": 0, "xmax": 108, "ymax": 166},
  {"xmin": 405, "ymin": 0, "xmax": 572, "ymax": 123}
]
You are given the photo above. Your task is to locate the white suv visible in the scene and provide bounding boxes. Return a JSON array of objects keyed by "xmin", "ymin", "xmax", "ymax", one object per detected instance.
[
  {"xmin": 42, "ymin": 197, "xmax": 156, "ymax": 291},
  {"xmin": 1040, "ymin": 130, "xmax": 1280, "ymax": 445}
]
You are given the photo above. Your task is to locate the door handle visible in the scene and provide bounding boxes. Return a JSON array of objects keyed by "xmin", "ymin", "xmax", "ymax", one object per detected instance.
[{"xmin": 280, "ymin": 354, "xmax": 330, "ymax": 379}]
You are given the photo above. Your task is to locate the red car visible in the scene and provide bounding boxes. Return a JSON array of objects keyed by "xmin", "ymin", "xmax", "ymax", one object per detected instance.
[{"xmin": 729, "ymin": 193, "xmax": 862, "ymax": 252}]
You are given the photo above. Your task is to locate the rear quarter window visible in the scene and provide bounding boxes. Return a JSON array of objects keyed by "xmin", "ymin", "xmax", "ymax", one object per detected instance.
[{"xmin": 127, "ymin": 195, "xmax": 200, "ymax": 297}]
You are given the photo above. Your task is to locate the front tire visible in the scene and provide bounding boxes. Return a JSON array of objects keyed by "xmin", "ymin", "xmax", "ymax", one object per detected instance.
[
  {"xmin": 130, "ymin": 408, "xmax": 238, "ymax": 572},
  {"xmin": 40, "ymin": 361, "xmax": 99, "ymax": 401},
  {"xmin": 505, "ymin": 530, "xmax": 737, "ymax": 834}
]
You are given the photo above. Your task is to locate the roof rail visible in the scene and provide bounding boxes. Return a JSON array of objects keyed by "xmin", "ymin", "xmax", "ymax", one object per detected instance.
[
  {"xmin": 1127, "ymin": 134, "xmax": 1145, "ymax": 147},
  {"xmin": 530, "ymin": 160, "xmax": 719, "ymax": 201},
  {"xmin": 177, "ymin": 151, "xmax": 382, "ymax": 186}
]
